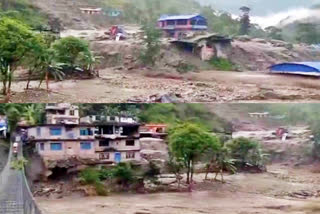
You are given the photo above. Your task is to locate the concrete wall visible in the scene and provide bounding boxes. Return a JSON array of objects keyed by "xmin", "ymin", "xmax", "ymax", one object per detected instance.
[
  {"xmin": 28, "ymin": 126, "xmax": 95, "ymax": 140},
  {"xmin": 36, "ymin": 139, "xmax": 141, "ymax": 162}
]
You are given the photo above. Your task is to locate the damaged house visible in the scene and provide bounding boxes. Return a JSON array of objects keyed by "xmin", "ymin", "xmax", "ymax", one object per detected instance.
[
  {"xmin": 171, "ymin": 33, "xmax": 232, "ymax": 61},
  {"xmin": 24, "ymin": 104, "xmax": 141, "ymax": 178}
]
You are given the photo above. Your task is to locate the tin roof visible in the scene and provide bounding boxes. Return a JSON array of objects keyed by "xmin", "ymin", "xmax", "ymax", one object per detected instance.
[
  {"xmin": 158, "ymin": 14, "xmax": 204, "ymax": 21},
  {"xmin": 269, "ymin": 62, "xmax": 320, "ymax": 76}
]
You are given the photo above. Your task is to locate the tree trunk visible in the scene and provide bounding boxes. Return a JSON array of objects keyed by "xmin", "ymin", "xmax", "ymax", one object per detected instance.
[
  {"xmin": 26, "ymin": 70, "xmax": 32, "ymax": 90},
  {"xmin": 45, "ymin": 71, "xmax": 49, "ymax": 91},
  {"xmin": 7, "ymin": 70, "xmax": 12, "ymax": 95},
  {"xmin": 2, "ymin": 78, "xmax": 6, "ymax": 95},
  {"xmin": 190, "ymin": 160, "xmax": 194, "ymax": 183},
  {"xmin": 186, "ymin": 160, "xmax": 191, "ymax": 184}
]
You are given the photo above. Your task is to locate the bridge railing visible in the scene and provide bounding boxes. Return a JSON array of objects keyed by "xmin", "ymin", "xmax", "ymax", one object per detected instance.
[{"xmin": 21, "ymin": 139, "xmax": 43, "ymax": 214}]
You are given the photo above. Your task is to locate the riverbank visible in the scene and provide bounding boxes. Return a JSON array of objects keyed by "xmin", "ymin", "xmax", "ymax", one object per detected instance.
[{"xmin": 36, "ymin": 164, "xmax": 320, "ymax": 214}]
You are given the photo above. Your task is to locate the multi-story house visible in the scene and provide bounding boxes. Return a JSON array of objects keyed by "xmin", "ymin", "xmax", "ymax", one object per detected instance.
[
  {"xmin": 157, "ymin": 14, "xmax": 208, "ymax": 39},
  {"xmin": 26, "ymin": 104, "xmax": 141, "ymax": 164}
]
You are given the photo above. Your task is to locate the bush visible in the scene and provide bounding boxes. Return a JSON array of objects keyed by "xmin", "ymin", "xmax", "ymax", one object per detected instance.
[
  {"xmin": 209, "ymin": 57, "xmax": 234, "ymax": 71},
  {"xmin": 111, "ymin": 163, "xmax": 134, "ymax": 185},
  {"xmin": 226, "ymin": 137, "xmax": 266, "ymax": 169},
  {"xmin": 10, "ymin": 158, "xmax": 28, "ymax": 170},
  {"xmin": 79, "ymin": 167, "xmax": 100, "ymax": 185}
]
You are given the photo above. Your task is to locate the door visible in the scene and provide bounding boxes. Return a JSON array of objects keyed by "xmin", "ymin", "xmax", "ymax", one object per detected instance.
[{"xmin": 114, "ymin": 152, "xmax": 121, "ymax": 163}]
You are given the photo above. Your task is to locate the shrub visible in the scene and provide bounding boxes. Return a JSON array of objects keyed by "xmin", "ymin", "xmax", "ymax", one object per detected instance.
[
  {"xmin": 79, "ymin": 167, "xmax": 100, "ymax": 185},
  {"xmin": 209, "ymin": 57, "xmax": 234, "ymax": 71},
  {"xmin": 11, "ymin": 158, "xmax": 28, "ymax": 170},
  {"xmin": 111, "ymin": 163, "xmax": 134, "ymax": 185},
  {"xmin": 226, "ymin": 137, "xmax": 267, "ymax": 168}
]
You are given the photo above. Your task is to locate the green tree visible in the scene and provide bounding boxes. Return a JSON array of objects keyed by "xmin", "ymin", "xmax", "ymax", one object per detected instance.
[
  {"xmin": 239, "ymin": 6, "xmax": 251, "ymax": 35},
  {"xmin": 226, "ymin": 137, "xmax": 265, "ymax": 169},
  {"xmin": 0, "ymin": 17, "xmax": 36, "ymax": 95},
  {"xmin": 22, "ymin": 104, "xmax": 45, "ymax": 125},
  {"xmin": 140, "ymin": 23, "xmax": 161, "ymax": 67},
  {"xmin": 169, "ymin": 122, "xmax": 220, "ymax": 183},
  {"xmin": 265, "ymin": 26, "xmax": 283, "ymax": 40},
  {"xmin": 296, "ymin": 23, "xmax": 320, "ymax": 44},
  {"xmin": 52, "ymin": 36, "xmax": 94, "ymax": 69}
]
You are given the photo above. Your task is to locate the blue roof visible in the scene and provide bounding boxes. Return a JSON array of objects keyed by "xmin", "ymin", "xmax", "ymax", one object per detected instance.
[
  {"xmin": 158, "ymin": 14, "xmax": 204, "ymax": 21},
  {"xmin": 269, "ymin": 62, "xmax": 320, "ymax": 76}
]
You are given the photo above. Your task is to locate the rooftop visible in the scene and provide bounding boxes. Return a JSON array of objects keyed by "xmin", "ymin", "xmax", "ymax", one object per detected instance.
[{"xmin": 158, "ymin": 14, "xmax": 203, "ymax": 21}]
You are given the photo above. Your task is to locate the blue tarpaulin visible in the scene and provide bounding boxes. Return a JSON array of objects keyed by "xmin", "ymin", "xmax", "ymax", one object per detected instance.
[{"xmin": 269, "ymin": 62, "xmax": 320, "ymax": 76}]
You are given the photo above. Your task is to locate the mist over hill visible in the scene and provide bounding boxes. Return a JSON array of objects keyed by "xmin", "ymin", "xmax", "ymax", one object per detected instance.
[{"xmin": 196, "ymin": 0, "xmax": 320, "ymax": 16}]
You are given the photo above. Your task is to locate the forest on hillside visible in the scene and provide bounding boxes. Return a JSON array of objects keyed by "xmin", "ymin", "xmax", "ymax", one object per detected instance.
[{"xmin": 2, "ymin": 0, "xmax": 320, "ymax": 44}]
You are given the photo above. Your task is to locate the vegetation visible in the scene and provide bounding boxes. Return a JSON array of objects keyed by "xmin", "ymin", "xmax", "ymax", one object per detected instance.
[
  {"xmin": 0, "ymin": 0, "xmax": 48, "ymax": 28},
  {"xmin": 11, "ymin": 157, "xmax": 28, "ymax": 170},
  {"xmin": 0, "ymin": 18, "xmax": 37, "ymax": 95},
  {"xmin": 296, "ymin": 23, "xmax": 320, "ymax": 45},
  {"xmin": 209, "ymin": 57, "xmax": 234, "ymax": 71},
  {"xmin": 140, "ymin": 24, "xmax": 161, "ymax": 66},
  {"xmin": 52, "ymin": 36, "xmax": 94, "ymax": 70},
  {"xmin": 239, "ymin": 6, "xmax": 251, "ymax": 35},
  {"xmin": 169, "ymin": 122, "xmax": 220, "ymax": 183},
  {"xmin": 79, "ymin": 163, "xmax": 135, "ymax": 195},
  {"xmin": 226, "ymin": 137, "xmax": 267, "ymax": 170},
  {"xmin": 265, "ymin": 26, "xmax": 283, "ymax": 41}
]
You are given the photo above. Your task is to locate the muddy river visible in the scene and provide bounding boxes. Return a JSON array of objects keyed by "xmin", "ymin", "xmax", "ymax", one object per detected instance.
[{"xmin": 36, "ymin": 165, "xmax": 320, "ymax": 214}]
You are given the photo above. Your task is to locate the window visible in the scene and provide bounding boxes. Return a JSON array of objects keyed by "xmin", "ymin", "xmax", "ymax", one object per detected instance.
[
  {"xmin": 99, "ymin": 140, "xmax": 110, "ymax": 147},
  {"xmin": 50, "ymin": 143, "xmax": 62, "ymax": 151},
  {"xmin": 39, "ymin": 143, "xmax": 44, "ymax": 151},
  {"xmin": 80, "ymin": 142, "xmax": 92, "ymax": 150},
  {"xmin": 126, "ymin": 152, "xmax": 135, "ymax": 159},
  {"xmin": 110, "ymin": 116, "xmax": 115, "ymax": 121},
  {"xmin": 177, "ymin": 19, "xmax": 187, "ymax": 25},
  {"xmin": 80, "ymin": 128, "xmax": 93, "ymax": 136},
  {"xmin": 167, "ymin": 20, "xmax": 175, "ymax": 25},
  {"xmin": 125, "ymin": 140, "xmax": 135, "ymax": 146},
  {"xmin": 70, "ymin": 110, "xmax": 75, "ymax": 116},
  {"xmin": 50, "ymin": 128, "xmax": 62, "ymax": 136},
  {"xmin": 36, "ymin": 127, "xmax": 41, "ymax": 137},
  {"xmin": 99, "ymin": 152, "xmax": 110, "ymax": 160}
]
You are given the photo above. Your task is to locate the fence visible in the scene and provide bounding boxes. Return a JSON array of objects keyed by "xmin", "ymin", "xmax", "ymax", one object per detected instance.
[
  {"xmin": 0, "ymin": 135, "xmax": 43, "ymax": 214},
  {"xmin": 21, "ymin": 139, "xmax": 43, "ymax": 214}
]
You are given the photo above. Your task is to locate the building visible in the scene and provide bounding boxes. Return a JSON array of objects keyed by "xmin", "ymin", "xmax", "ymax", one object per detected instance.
[
  {"xmin": 170, "ymin": 33, "xmax": 232, "ymax": 61},
  {"xmin": 80, "ymin": 7, "xmax": 102, "ymax": 15},
  {"xmin": 157, "ymin": 14, "xmax": 208, "ymax": 39},
  {"xmin": 140, "ymin": 124, "xmax": 167, "ymax": 139},
  {"xmin": 45, "ymin": 103, "xmax": 80, "ymax": 125},
  {"xmin": 269, "ymin": 62, "xmax": 320, "ymax": 76},
  {"xmin": 248, "ymin": 112, "xmax": 270, "ymax": 118},
  {"xmin": 25, "ymin": 104, "xmax": 141, "ymax": 164}
]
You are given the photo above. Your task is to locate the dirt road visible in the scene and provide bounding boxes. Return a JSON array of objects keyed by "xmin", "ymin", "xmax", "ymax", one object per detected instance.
[
  {"xmin": 36, "ymin": 164, "xmax": 320, "ymax": 214},
  {"xmin": 10, "ymin": 69, "xmax": 320, "ymax": 103}
]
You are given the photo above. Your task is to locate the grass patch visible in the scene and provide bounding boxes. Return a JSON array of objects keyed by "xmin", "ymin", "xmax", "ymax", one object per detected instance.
[{"xmin": 209, "ymin": 57, "xmax": 235, "ymax": 71}]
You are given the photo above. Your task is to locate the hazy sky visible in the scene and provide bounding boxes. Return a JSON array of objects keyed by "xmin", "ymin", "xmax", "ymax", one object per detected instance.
[{"xmin": 197, "ymin": 0, "xmax": 320, "ymax": 15}]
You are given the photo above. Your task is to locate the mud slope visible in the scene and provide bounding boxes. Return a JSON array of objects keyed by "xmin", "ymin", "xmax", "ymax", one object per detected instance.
[{"xmin": 33, "ymin": 0, "xmax": 110, "ymax": 30}]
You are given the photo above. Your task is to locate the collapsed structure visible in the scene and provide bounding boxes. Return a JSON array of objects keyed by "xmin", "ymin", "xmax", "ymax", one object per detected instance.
[{"xmin": 25, "ymin": 104, "xmax": 141, "ymax": 164}]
